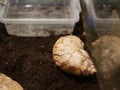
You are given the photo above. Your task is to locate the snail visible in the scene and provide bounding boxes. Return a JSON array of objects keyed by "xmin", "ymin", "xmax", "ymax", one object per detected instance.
[
  {"xmin": 92, "ymin": 35, "xmax": 120, "ymax": 79},
  {"xmin": 0, "ymin": 73, "xmax": 23, "ymax": 90},
  {"xmin": 53, "ymin": 35, "xmax": 96, "ymax": 76}
]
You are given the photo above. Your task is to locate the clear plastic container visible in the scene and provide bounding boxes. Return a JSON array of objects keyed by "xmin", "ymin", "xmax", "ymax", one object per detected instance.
[
  {"xmin": 81, "ymin": 0, "xmax": 120, "ymax": 37},
  {"xmin": 0, "ymin": 0, "xmax": 81, "ymax": 37},
  {"xmin": 80, "ymin": 0, "xmax": 120, "ymax": 90}
]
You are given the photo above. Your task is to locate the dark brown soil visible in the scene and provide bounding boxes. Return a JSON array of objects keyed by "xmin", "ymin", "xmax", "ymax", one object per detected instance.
[{"xmin": 0, "ymin": 21, "xmax": 100, "ymax": 90}]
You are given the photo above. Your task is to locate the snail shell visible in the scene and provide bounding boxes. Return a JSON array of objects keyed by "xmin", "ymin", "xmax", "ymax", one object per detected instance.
[
  {"xmin": 53, "ymin": 35, "xmax": 96, "ymax": 76},
  {"xmin": 0, "ymin": 73, "xmax": 23, "ymax": 90},
  {"xmin": 92, "ymin": 35, "xmax": 120, "ymax": 79}
]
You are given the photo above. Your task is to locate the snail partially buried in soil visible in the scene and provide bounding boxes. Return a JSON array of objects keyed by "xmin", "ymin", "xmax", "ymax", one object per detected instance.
[
  {"xmin": 53, "ymin": 35, "xmax": 96, "ymax": 76},
  {"xmin": 0, "ymin": 73, "xmax": 23, "ymax": 90}
]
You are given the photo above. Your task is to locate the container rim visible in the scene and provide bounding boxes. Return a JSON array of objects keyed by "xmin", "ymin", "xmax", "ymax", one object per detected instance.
[{"xmin": 0, "ymin": 18, "xmax": 77, "ymax": 24}]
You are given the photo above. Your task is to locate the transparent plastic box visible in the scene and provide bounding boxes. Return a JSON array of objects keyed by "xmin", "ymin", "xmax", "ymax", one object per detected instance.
[
  {"xmin": 81, "ymin": 0, "xmax": 120, "ymax": 90},
  {"xmin": 82, "ymin": 0, "xmax": 120, "ymax": 36},
  {"xmin": 0, "ymin": 0, "xmax": 81, "ymax": 37}
]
